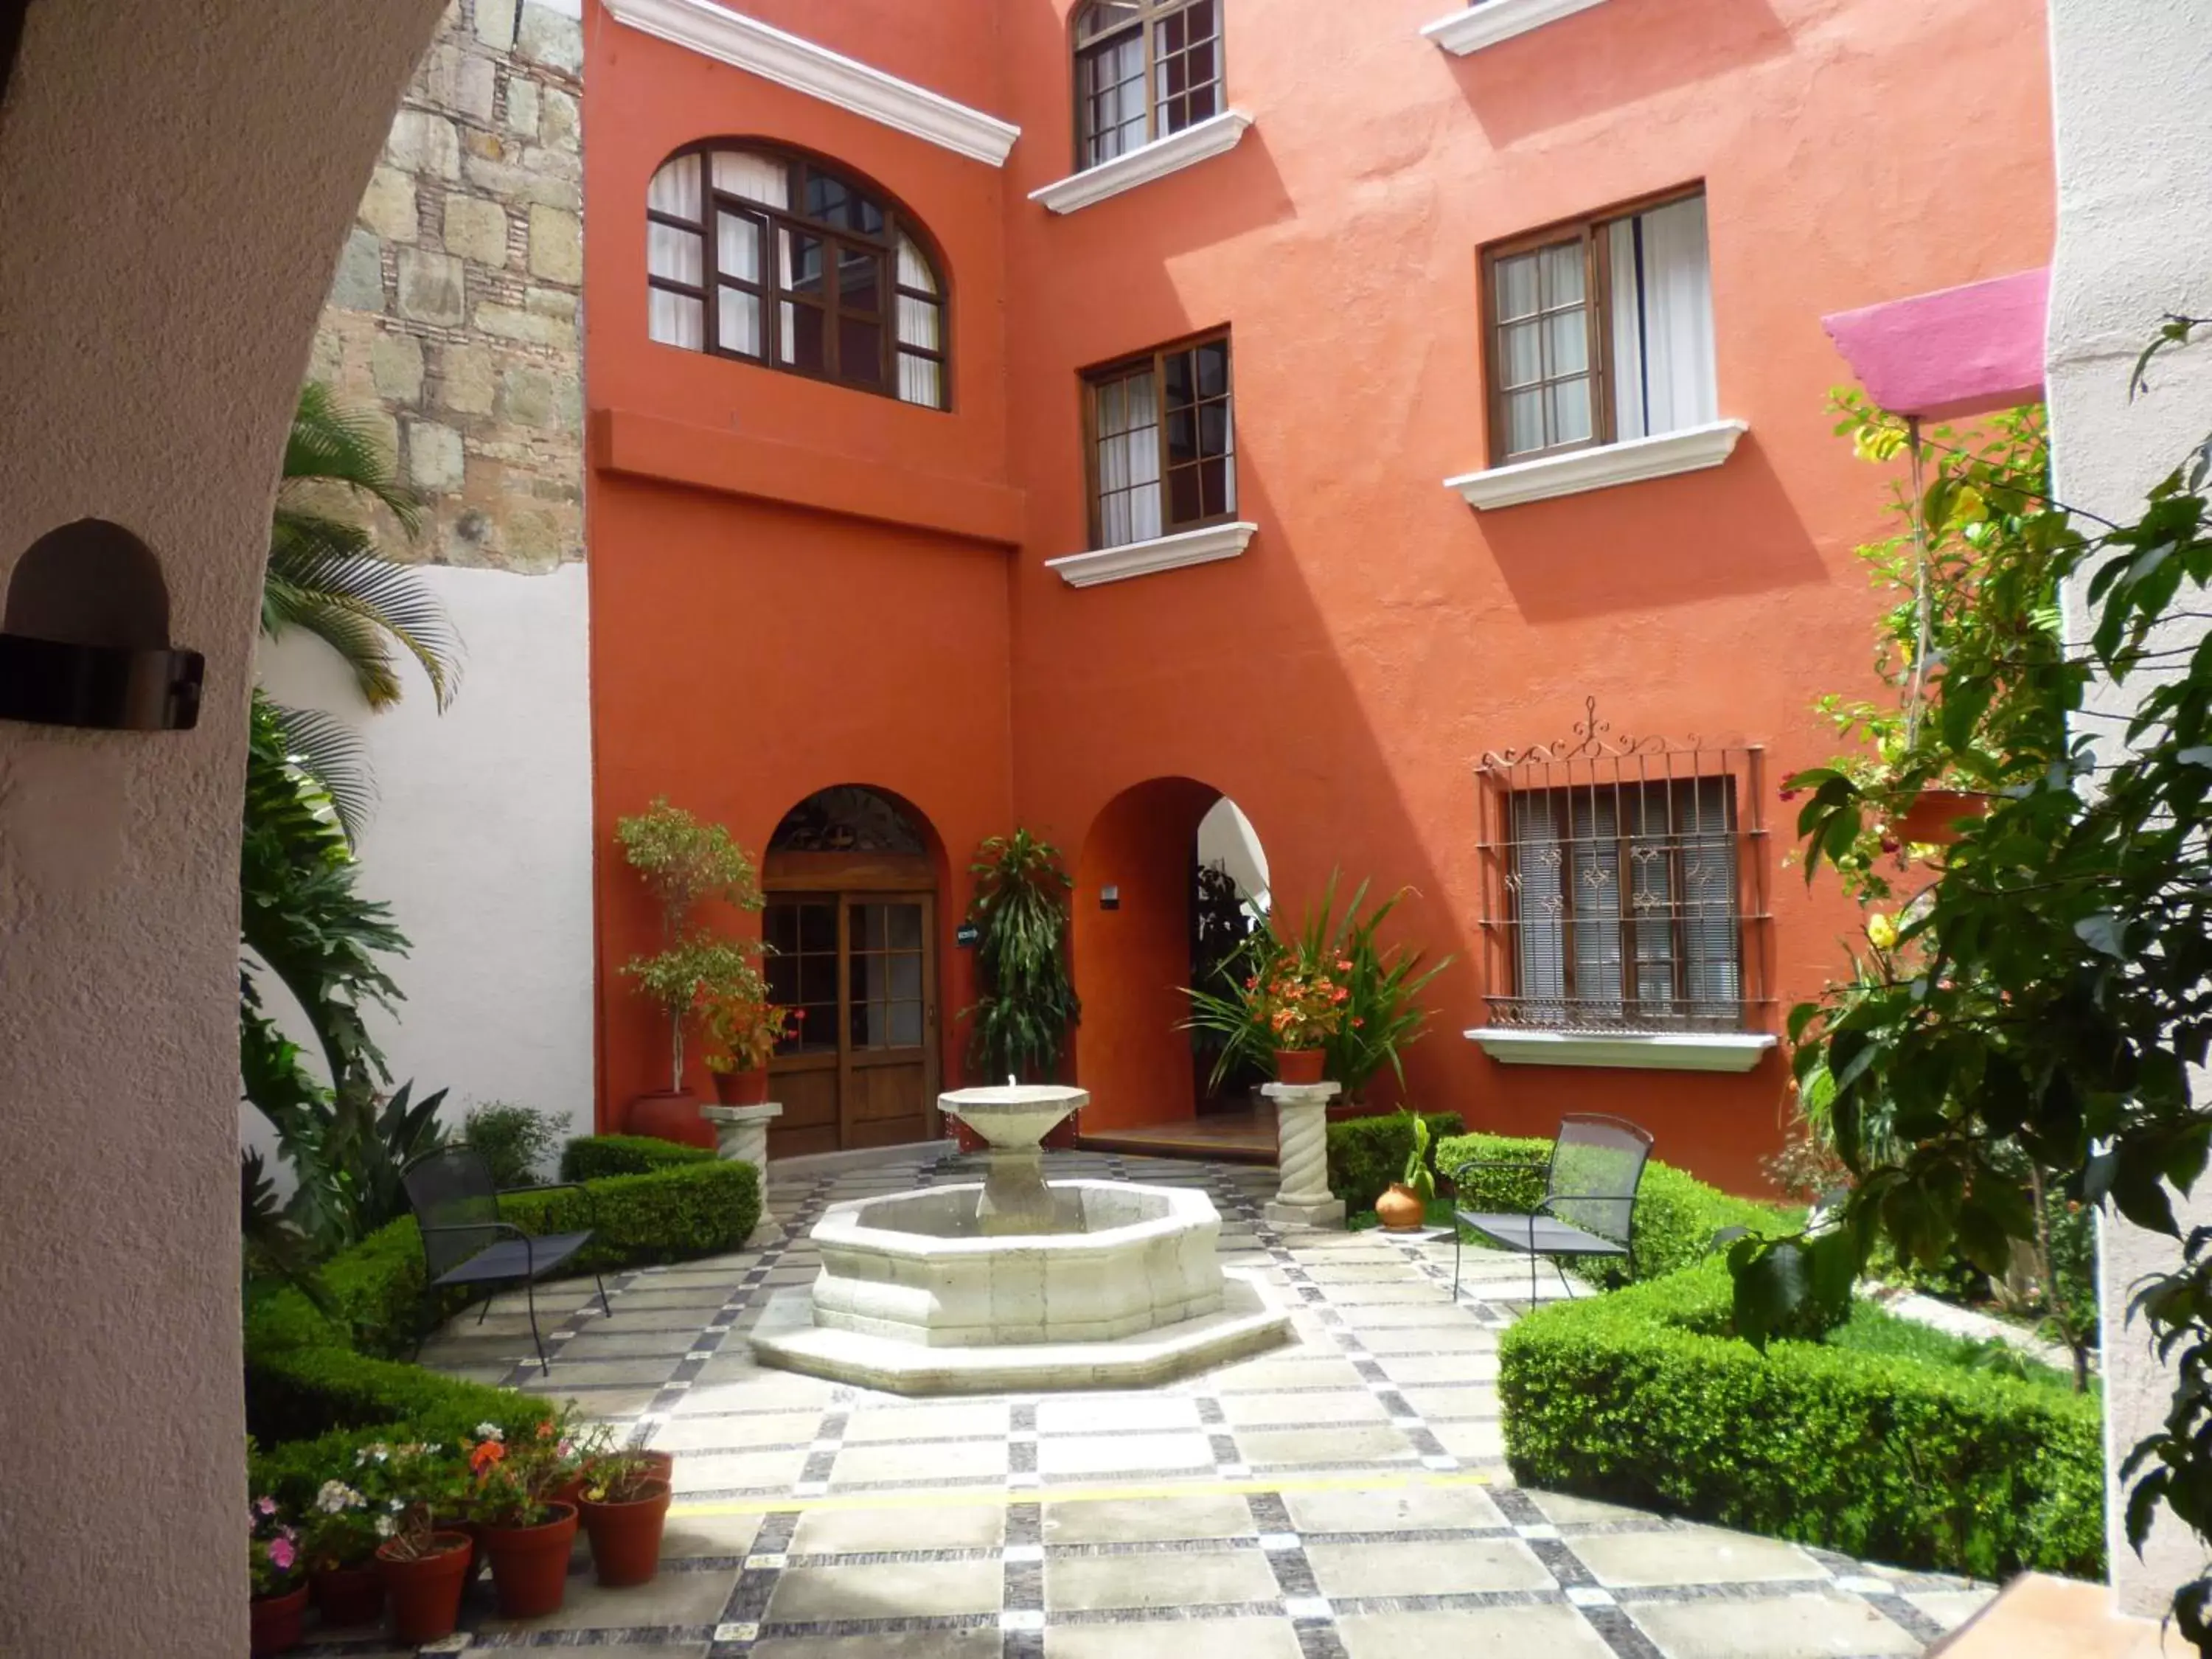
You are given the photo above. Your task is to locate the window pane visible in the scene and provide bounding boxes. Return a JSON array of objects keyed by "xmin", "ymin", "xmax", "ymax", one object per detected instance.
[
  {"xmin": 717, "ymin": 286, "xmax": 761, "ymax": 356},
  {"xmin": 888, "ymin": 956, "xmax": 922, "ymax": 1001},
  {"xmin": 649, "ymin": 223, "xmax": 702, "ymax": 285},
  {"xmin": 886, "ymin": 905, "xmax": 922, "ymax": 950},
  {"xmin": 1500, "ymin": 321, "xmax": 1542, "ymax": 389},
  {"xmin": 764, "ymin": 952, "xmax": 799, "ymax": 1002},
  {"xmin": 1077, "ymin": 1, "xmax": 1141, "ymax": 44},
  {"xmin": 1167, "ymin": 465, "xmax": 1202, "ymax": 525},
  {"xmin": 802, "ymin": 170, "xmax": 846, "ymax": 226},
  {"xmin": 798, "ymin": 902, "xmax": 834, "ymax": 951},
  {"xmin": 897, "ymin": 293, "xmax": 941, "ymax": 351},
  {"xmin": 765, "ymin": 904, "xmax": 799, "ymax": 953},
  {"xmin": 782, "ymin": 230, "xmax": 824, "ymax": 297},
  {"xmin": 1163, "ymin": 349, "xmax": 1194, "ymax": 406},
  {"xmin": 1184, "ymin": 62, "xmax": 1219, "ymax": 124},
  {"xmin": 1547, "ymin": 310, "xmax": 1588, "ymax": 377},
  {"xmin": 647, "ymin": 288, "xmax": 703, "ymax": 348},
  {"xmin": 838, "ymin": 247, "xmax": 882, "ymax": 316},
  {"xmin": 896, "ymin": 234, "xmax": 938, "ymax": 296},
  {"xmin": 799, "ymin": 956, "xmax": 837, "ymax": 1005},
  {"xmin": 1166, "ymin": 406, "xmax": 1196, "ymax": 464},
  {"xmin": 898, "ymin": 351, "xmax": 944, "ymax": 409},
  {"xmin": 1197, "ymin": 401, "xmax": 1229, "ymax": 458},
  {"xmin": 710, "ymin": 149, "xmax": 787, "ymax": 208},
  {"xmin": 1200, "ymin": 456, "xmax": 1231, "ymax": 518},
  {"xmin": 1505, "ymin": 389, "xmax": 1545, "ymax": 456},
  {"xmin": 782, "ymin": 301, "xmax": 825, "ymax": 369},
  {"xmin": 1184, "ymin": 0, "xmax": 1218, "ymax": 41},
  {"xmin": 647, "ymin": 153, "xmax": 700, "ymax": 220},
  {"xmin": 1541, "ymin": 240, "xmax": 1586, "ymax": 308},
  {"xmin": 1550, "ymin": 380, "xmax": 1593, "ymax": 445},
  {"xmin": 1495, "ymin": 252, "xmax": 1540, "ymax": 321},
  {"xmin": 838, "ymin": 315, "xmax": 884, "ymax": 386},
  {"xmin": 1195, "ymin": 339, "xmax": 1228, "ymax": 397},
  {"xmin": 888, "ymin": 1001, "xmax": 922, "ymax": 1048},
  {"xmin": 715, "ymin": 212, "xmax": 759, "ymax": 282}
]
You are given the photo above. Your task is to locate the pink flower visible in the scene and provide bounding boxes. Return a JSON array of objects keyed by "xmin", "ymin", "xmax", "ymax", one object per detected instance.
[
  {"xmin": 268, "ymin": 1537, "xmax": 296, "ymax": 1571},
  {"xmin": 255, "ymin": 1496, "xmax": 277, "ymax": 1517}
]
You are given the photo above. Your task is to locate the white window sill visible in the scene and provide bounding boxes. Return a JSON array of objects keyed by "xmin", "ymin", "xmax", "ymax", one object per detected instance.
[
  {"xmin": 1420, "ymin": 0, "xmax": 1610, "ymax": 55},
  {"xmin": 1465, "ymin": 1027, "xmax": 1778, "ymax": 1073},
  {"xmin": 1046, "ymin": 521, "xmax": 1256, "ymax": 587},
  {"xmin": 1029, "ymin": 111, "xmax": 1253, "ymax": 215},
  {"xmin": 1444, "ymin": 419, "xmax": 1747, "ymax": 510}
]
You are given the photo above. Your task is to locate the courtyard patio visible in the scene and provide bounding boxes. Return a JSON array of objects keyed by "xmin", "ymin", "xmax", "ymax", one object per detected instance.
[{"xmin": 368, "ymin": 1148, "xmax": 1995, "ymax": 1659}]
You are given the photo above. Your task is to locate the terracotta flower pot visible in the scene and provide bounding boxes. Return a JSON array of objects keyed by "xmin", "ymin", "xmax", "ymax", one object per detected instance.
[
  {"xmin": 1375, "ymin": 1182, "xmax": 1427, "ymax": 1232},
  {"xmin": 580, "ymin": 1479, "xmax": 672, "ymax": 1587},
  {"xmin": 712, "ymin": 1066, "xmax": 771, "ymax": 1105},
  {"xmin": 248, "ymin": 1583, "xmax": 309, "ymax": 1655},
  {"xmin": 1273, "ymin": 1048, "xmax": 1326, "ymax": 1085},
  {"xmin": 375, "ymin": 1533, "xmax": 471, "ymax": 1644},
  {"xmin": 481, "ymin": 1501, "xmax": 580, "ymax": 1619},
  {"xmin": 625, "ymin": 1088, "xmax": 716, "ymax": 1150},
  {"xmin": 1896, "ymin": 787, "xmax": 1987, "ymax": 846},
  {"xmin": 309, "ymin": 1560, "xmax": 384, "ymax": 1627}
]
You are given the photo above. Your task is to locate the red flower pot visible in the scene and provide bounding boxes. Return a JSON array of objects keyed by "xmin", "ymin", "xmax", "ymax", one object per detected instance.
[
  {"xmin": 1273, "ymin": 1048, "xmax": 1326, "ymax": 1085},
  {"xmin": 712, "ymin": 1067, "xmax": 771, "ymax": 1105},
  {"xmin": 248, "ymin": 1584, "xmax": 309, "ymax": 1655},
  {"xmin": 481, "ymin": 1501, "xmax": 580, "ymax": 1619},
  {"xmin": 625, "ymin": 1088, "xmax": 715, "ymax": 1150},
  {"xmin": 375, "ymin": 1533, "xmax": 472, "ymax": 1644},
  {"xmin": 309, "ymin": 1561, "xmax": 384, "ymax": 1627},
  {"xmin": 580, "ymin": 1479, "xmax": 672, "ymax": 1587}
]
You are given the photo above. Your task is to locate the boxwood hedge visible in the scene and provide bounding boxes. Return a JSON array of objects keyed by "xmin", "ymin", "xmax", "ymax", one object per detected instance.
[
  {"xmin": 1498, "ymin": 1258, "xmax": 2105, "ymax": 1580},
  {"xmin": 559, "ymin": 1133, "xmax": 718, "ymax": 1182}
]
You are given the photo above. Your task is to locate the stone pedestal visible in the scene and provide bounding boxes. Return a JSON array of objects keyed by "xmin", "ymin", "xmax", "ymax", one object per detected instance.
[
  {"xmin": 701, "ymin": 1102, "xmax": 785, "ymax": 1248},
  {"xmin": 1261, "ymin": 1082, "xmax": 1346, "ymax": 1228}
]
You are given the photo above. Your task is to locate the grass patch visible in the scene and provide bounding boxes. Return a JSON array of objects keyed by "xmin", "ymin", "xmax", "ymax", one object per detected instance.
[{"xmin": 1823, "ymin": 1301, "xmax": 2087, "ymax": 1394}]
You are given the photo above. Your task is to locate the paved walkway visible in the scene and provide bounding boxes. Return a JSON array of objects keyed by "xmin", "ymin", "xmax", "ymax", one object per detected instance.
[{"xmin": 366, "ymin": 1148, "xmax": 1990, "ymax": 1658}]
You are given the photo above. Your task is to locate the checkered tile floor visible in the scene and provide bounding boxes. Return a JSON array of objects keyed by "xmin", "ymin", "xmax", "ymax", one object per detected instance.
[{"xmin": 321, "ymin": 1148, "xmax": 1992, "ymax": 1658}]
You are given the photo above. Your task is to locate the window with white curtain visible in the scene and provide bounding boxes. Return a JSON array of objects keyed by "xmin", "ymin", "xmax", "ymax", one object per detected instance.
[
  {"xmin": 644, "ymin": 144, "xmax": 949, "ymax": 410},
  {"xmin": 1503, "ymin": 776, "xmax": 1742, "ymax": 1032},
  {"xmin": 1073, "ymin": 0, "xmax": 1224, "ymax": 170},
  {"xmin": 1483, "ymin": 189, "xmax": 1716, "ymax": 463},
  {"xmin": 1084, "ymin": 333, "xmax": 1234, "ymax": 549}
]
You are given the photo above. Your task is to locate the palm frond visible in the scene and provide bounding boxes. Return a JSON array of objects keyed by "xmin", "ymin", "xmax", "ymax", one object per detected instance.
[
  {"xmin": 268, "ymin": 701, "xmax": 378, "ymax": 845},
  {"xmin": 264, "ymin": 532, "xmax": 463, "ymax": 710},
  {"xmin": 283, "ymin": 380, "xmax": 424, "ymax": 538}
]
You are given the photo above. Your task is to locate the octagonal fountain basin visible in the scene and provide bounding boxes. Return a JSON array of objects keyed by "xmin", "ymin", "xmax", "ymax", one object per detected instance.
[{"xmin": 748, "ymin": 1178, "xmax": 1292, "ymax": 1396}]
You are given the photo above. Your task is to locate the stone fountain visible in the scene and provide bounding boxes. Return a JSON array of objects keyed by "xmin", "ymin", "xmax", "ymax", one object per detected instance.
[{"xmin": 748, "ymin": 1082, "xmax": 1290, "ymax": 1394}]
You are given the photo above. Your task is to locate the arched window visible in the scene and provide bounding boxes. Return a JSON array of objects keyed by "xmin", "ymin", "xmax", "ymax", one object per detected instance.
[
  {"xmin": 1074, "ymin": 0, "xmax": 1222, "ymax": 170},
  {"xmin": 644, "ymin": 145, "xmax": 948, "ymax": 410}
]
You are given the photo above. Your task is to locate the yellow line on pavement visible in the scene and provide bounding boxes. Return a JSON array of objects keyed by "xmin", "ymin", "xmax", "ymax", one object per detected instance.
[{"xmin": 669, "ymin": 1467, "xmax": 1494, "ymax": 1518}]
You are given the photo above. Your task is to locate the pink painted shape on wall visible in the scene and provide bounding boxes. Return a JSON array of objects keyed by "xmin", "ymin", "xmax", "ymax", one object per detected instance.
[{"xmin": 1822, "ymin": 268, "xmax": 2048, "ymax": 420}]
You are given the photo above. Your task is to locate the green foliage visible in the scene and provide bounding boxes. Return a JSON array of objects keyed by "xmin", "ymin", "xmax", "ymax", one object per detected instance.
[
  {"xmin": 559, "ymin": 1133, "xmax": 717, "ymax": 1182},
  {"xmin": 462, "ymin": 1102, "xmax": 562, "ymax": 1189},
  {"xmin": 1327, "ymin": 1113, "xmax": 1463, "ymax": 1214},
  {"xmin": 1500, "ymin": 1260, "xmax": 2106, "ymax": 1581},
  {"xmin": 1186, "ymin": 874, "xmax": 1450, "ymax": 1100},
  {"xmin": 274, "ymin": 1081, "xmax": 453, "ymax": 1256},
  {"xmin": 961, "ymin": 830, "xmax": 1081, "ymax": 1083},
  {"xmin": 1402, "ymin": 1111, "xmax": 1436, "ymax": 1204},
  {"xmin": 1436, "ymin": 1132, "xmax": 1795, "ymax": 1288},
  {"xmin": 615, "ymin": 799, "xmax": 764, "ymax": 1091}
]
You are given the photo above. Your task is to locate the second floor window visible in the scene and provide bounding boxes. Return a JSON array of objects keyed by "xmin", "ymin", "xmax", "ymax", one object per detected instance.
[
  {"xmin": 1075, "ymin": 0, "xmax": 1224, "ymax": 170},
  {"xmin": 1482, "ymin": 189, "xmax": 1716, "ymax": 464},
  {"xmin": 1085, "ymin": 332, "xmax": 1234, "ymax": 548},
  {"xmin": 646, "ymin": 145, "xmax": 949, "ymax": 411}
]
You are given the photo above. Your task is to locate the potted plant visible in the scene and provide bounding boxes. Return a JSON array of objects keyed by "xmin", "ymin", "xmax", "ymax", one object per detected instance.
[
  {"xmin": 467, "ymin": 1420, "xmax": 582, "ymax": 1619},
  {"xmin": 248, "ymin": 1495, "xmax": 307, "ymax": 1656},
  {"xmin": 368, "ymin": 1441, "xmax": 474, "ymax": 1644},
  {"xmin": 1375, "ymin": 1110, "xmax": 1436, "ymax": 1232},
  {"xmin": 302, "ymin": 1476, "xmax": 385, "ymax": 1628},
  {"xmin": 577, "ymin": 1448, "xmax": 674, "ymax": 1587},
  {"xmin": 701, "ymin": 969, "xmax": 796, "ymax": 1105},
  {"xmin": 959, "ymin": 831, "xmax": 1082, "ymax": 1148},
  {"xmin": 616, "ymin": 798, "xmax": 764, "ymax": 1147}
]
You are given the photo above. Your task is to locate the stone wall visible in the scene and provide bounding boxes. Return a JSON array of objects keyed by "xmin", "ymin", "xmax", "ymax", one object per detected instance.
[{"xmin": 309, "ymin": 0, "xmax": 583, "ymax": 572}]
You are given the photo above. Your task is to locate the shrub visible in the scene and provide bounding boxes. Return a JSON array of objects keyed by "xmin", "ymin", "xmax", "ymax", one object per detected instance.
[
  {"xmin": 463, "ymin": 1101, "xmax": 563, "ymax": 1189},
  {"xmin": 1498, "ymin": 1258, "xmax": 2105, "ymax": 1580},
  {"xmin": 1434, "ymin": 1131, "xmax": 1793, "ymax": 1286},
  {"xmin": 1327, "ymin": 1113, "xmax": 1464, "ymax": 1214},
  {"xmin": 560, "ymin": 1133, "xmax": 717, "ymax": 1182}
]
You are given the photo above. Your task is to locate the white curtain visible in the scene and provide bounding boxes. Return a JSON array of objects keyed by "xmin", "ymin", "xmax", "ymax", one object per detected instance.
[
  {"xmin": 1607, "ymin": 195, "xmax": 1717, "ymax": 441},
  {"xmin": 711, "ymin": 149, "xmax": 788, "ymax": 209},
  {"xmin": 647, "ymin": 153, "xmax": 700, "ymax": 220},
  {"xmin": 1096, "ymin": 372, "xmax": 1161, "ymax": 546},
  {"xmin": 647, "ymin": 288, "xmax": 702, "ymax": 349}
]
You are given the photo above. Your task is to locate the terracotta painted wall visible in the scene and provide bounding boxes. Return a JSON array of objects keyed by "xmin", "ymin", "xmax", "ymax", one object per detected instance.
[{"xmin": 581, "ymin": 0, "xmax": 2053, "ymax": 1189}]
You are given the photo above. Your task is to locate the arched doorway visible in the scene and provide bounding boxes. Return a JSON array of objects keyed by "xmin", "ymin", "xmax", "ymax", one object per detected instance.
[
  {"xmin": 762, "ymin": 784, "xmax": 944, "ymax": 1157},
  {"xmin": 1072, "ymin": 777, "xmax": 1272, "ymax": 1144}
]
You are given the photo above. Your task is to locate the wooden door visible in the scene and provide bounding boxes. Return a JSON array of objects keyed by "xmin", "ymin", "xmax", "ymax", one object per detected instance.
[{"xmin": 764, "ymin": 891, "xmax": 937, "ymax": 1157}]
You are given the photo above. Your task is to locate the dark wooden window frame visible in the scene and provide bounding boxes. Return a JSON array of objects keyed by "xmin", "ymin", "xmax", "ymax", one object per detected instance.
[
  {"xmin": 644, "ymin": 142, "xmax": 951, "ymax": 411},
  {"xmin": 1079, "ymin": 327, "xmax": 1236, "ymax": 552},
  {"xmin": 1478, "ymin": 183, "xmax": 1705, "ymax": 467},
  {"xmin": 1070, "ymin": 0, "xmax": 1226, "ymax": 172}
]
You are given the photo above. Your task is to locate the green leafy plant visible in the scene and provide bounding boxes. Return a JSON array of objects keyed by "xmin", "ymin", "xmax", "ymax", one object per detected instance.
[
  {"xmin": 462, "ymin": 1102, "xmax": 561, "ymax": 1190},
  {"xmin": 961, "ymin": 830, "xmax": 1081, "ymax": 1082},
  {"xmin": 700, "ymin": 968, "xmax": 796, "ymax": 1073},
  {"xmin": 1400, "ymin": 1111, "xmax": 1436, "ymax": 1204},
  {"xmin": 615, "ymin": 799, "xmax": 763, "ymax": 1091},
  {"xmin": 274, "ymin": 1081, "xmax": 453, "ymax": 1254}
]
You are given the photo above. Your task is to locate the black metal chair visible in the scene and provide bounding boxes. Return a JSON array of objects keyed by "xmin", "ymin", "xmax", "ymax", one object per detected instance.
[
  {"xmin": 1449, "ymin": 1113, "xmax": 1655, "ymax": 1307},
  {"xmin": 400, "ymin": 1146, "xmax": 611, "ymax": 1374}
]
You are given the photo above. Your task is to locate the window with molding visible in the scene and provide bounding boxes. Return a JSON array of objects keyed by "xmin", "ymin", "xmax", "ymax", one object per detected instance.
[
  {"xmin": 644, "ymin": 144, "xmax": 948, "ymax": 410},
  {"xmin": 1073, "ymin": 0, "xmax": 1225, "ymax": 170},
  {"xmin": 1083, "ymin": 331, "xmax": 1235, "ymax": 549}
]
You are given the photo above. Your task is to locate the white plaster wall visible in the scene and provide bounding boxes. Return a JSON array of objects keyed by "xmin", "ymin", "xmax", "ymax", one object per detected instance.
[
  {"xmin": 2046, "ymin": 0, "xmax": 2212, "ymax": 1616},
  {"xmin": 251, "ymin": 563, "xmax": 596, "ymax": 1166},
  {"xmin": 1198, "ymin": 796, "xmax": 1270, "ymax": 912},
  {"xmin": 0, "ymin": 2, "xmax": 446, "ymax": 1652}
]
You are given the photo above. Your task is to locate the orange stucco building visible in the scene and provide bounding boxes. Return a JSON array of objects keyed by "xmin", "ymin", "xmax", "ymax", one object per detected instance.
[{"xmin": 580, "ymin": 0, "xmax": 2053, "ymax": 1192}]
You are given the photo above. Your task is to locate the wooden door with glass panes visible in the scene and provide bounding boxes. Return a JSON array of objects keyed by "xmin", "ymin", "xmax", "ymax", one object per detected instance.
[{"xmin": 763, "ymin": 892, "xmax": 937, "ymax": 1155}]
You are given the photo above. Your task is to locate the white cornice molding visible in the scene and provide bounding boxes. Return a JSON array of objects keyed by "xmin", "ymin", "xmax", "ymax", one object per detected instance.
[
  {"xmin": 1444, "ymin": 419, "xmax": 1747, "ymax": 509},
  {"xmin": 1465, "ymin": 1027, "xmax": 1778, "ymax": 1073},
  {"xmin": 1046, "ymin": 521, "xmax": 1257, "ymax": 587},
  {"xmin": 1420, "ymin": 0, "xmax": 1610, "ymax": 55},
  {"xmin": 602, "ymin": 0, "xmax": 1020, "ymax": 166},
  {"xmin": 1028, "ymin": 111, "xmax": 1253, "ymax": 215}
]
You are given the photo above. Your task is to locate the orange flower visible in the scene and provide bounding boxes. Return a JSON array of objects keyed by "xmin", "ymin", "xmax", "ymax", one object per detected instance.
[{"xmin": 470, "ymin": 1441, "xmax": 506, "ymax": 1474}]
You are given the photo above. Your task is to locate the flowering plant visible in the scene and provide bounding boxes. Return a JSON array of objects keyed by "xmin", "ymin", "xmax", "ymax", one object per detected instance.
[
  {"xmin": 301, "ymin": 1477, "xmax": 383, "ymax": 1571},
  {"xmin": 466, "ymin": 1412, "xmax": 585, "ymax": 1528},
  {"xmin": 700, "ymin": 970, "xmax": 798, "ymax": 1073},
  {"xmin": 248, "ymin": 1495, "xmax": 304, "ymax": 1597},
  {"xmin": 580, "ymin": 1446, "xmax": 666, "ymax": 1505},
  {"xmin": 351, "ymin": 1439, "xmax": 469, "ymax": 1561},
  {"xmin": 1242, "ymin": 950, "xmax": 1353, "ymax": 1051}
]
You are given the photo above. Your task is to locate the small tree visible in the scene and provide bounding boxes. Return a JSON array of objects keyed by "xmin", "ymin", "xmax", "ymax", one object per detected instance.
[
  {"xmin": 616, "ymin": 799, "xmax": 762, "ymax": 1092},
  {"xmin": 962, "ymin": 830, "xmax": 1081, "ymax": 1082}
]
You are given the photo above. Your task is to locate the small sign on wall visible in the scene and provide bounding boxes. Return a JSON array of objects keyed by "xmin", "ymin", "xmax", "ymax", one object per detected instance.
[{"xmin": 955, "ymin": 920, "xmax": 981, "ymax": 948}]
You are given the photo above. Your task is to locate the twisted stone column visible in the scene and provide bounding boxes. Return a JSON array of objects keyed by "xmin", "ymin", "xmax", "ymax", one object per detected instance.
[
  {"xmin": 1262, "ymin": 1082, "xmax": 1346, "ymax": 1228},
  {"xmin": 701, "ymin": 1102, "xmax": 785, "ymax": 1248}
]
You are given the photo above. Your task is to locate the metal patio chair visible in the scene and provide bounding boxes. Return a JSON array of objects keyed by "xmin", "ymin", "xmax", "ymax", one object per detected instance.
[
  {"xmin": 400, "ymin": 1145, "xmax": 611, "ymax": 1374},
  {"xmin": 1449, "ymin": 1113, "xmax": 1655, "ymax": 1307}
]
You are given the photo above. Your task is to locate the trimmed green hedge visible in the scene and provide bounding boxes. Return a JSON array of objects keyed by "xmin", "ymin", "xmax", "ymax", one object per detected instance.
[
  {"xmin": 1498, "ymin": 1259, "xmax": 2105, "ymax": 1580},
  {"xmin": 1435, "ymin": 1131, "xmax": 1791, "ymax": 1286},
  {"xmin": 559, "ymin": 1133, "xmax": 717, "ymax": 1182},
  {"xmin": 245, "ymin": 1159, "xmax": 761, "ymax": 1465},
  {"xmin": 1326, "ymin": 1113, "xmax": 1464, "ymax": 1213}
]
